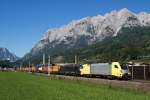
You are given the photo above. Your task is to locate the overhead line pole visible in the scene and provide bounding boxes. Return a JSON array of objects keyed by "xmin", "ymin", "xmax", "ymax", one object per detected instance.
[
  {"xmin": 75, "ymin": 55, "xmax": 77, "ymax": 64},
  {"xmin": 28, "ymin": 55, "xmax": 31, "ymax": 73},
  {"xmin": 29, "ymin": 60, "xmax": 30, "ymax": 72},
  {"xmin": 43, "ymin": 53, "xmax": 45, "ymax": 66},
  {"xmin": 48, "ymin": 55, "xmax": 51, "ymax": 76}
]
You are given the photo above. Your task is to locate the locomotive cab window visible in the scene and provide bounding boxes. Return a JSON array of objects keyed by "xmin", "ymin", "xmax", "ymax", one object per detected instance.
[
  {"xmin": 80, "ymin": 64, "xmax": 83, "ymax": 68},
  {"xmin": 114, "ymin": 65, "xmax": 118, "ymax": 68},
  {"xmin": 120, "ymin": 63, "xmax": 128, "ymax": 70}
]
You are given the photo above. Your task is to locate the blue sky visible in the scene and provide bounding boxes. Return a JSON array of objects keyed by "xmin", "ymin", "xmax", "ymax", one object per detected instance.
[{"xmin": 0, "ymin": 0, "xmax": 150, "ymax": 57}]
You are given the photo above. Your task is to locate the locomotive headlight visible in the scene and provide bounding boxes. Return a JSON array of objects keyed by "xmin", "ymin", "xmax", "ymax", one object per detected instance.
[{"xmin": 128, "ymin": 72, "xmax": 131, "ymax": 75}]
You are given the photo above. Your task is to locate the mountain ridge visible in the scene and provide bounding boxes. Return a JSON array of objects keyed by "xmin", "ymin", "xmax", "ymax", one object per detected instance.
[
  {"xmin": 31, "ymin": 8, "xmax": 150, "ymax": 54},
  {"xmin": 21, "ymin": 8, "xmax": 150, "ymax": 64}
]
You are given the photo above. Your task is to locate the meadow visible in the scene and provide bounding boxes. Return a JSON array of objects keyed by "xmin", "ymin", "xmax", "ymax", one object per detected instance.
[{"xmin": 0, "ymin": 72, "xmax": 149, "ymax": 100}]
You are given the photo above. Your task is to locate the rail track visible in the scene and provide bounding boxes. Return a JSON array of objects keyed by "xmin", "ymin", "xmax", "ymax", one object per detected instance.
[{"xmin": 33, "ymin": 72, "xmax": 150, "ymax": 93}]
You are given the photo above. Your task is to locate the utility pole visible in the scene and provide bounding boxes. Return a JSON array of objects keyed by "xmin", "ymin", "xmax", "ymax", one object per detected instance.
[
  {"xmin": 75, "ymin": 55, "xmax": 77, "ymax": 64},
  {"xmin": 48, "ymin": 55, "xmax": 51, "ymax": 76}
]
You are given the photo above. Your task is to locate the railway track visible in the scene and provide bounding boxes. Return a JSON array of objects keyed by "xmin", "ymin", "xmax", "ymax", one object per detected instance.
[{"xmin": 33, "ymin": 72, "xmax": 150, "ymax": 93}]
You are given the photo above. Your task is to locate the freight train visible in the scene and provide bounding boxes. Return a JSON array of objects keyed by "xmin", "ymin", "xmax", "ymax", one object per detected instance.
[{"xmin": 19, "ymin": 62, "xmax": 131, "ymax": 80}]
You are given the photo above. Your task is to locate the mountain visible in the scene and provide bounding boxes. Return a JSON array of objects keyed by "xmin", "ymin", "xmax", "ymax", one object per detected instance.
[
  {"xmin": 70, "ymin": 26, "xmax": 150, "ymax": 63},
  {"xmin": 22, "ymin": 8, "xmax": 150, "ymax": 64},
  {"xmin": 0, "ymin": 48, "xmax": 18, "ymax": 62}
]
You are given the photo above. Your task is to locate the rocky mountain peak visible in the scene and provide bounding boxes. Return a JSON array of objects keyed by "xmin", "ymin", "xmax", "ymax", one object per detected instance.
[
  {"xmin": 0, "ymin": 47, "xmax": 18, "ymax": 62},
  {"xmin": 30, "ymin": 8, "xmax": 150, "ymax": 55}
]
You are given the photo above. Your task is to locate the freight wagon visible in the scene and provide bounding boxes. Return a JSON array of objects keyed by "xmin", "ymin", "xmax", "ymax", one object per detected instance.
[
  {"xmin": 38, "ymin": 67, "xmax": 43, "ymax": 73},
  {"xmin": 30, "ymin": 66, "xmax": 36, "ymax": 72},
  {"xmin": 37, "ymin": 64, "xmax": 60, "ymax": 74},
  {"xmin": 80, "ymin": 62, "xmax": 131, "ymax": 79},
  {"xmin": 42, "ymin": 64, "xmax": 50, "ymax": 74},
  {"xmin": 49, "ymin": 64, "xmax": 60, "ymax": 74},
  {"xmin": 59, "ymin": 64, "xmax": 81, "ymax": 75}
]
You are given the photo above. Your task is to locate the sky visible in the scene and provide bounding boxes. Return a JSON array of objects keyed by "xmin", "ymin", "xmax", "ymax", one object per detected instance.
[{"xmin": 0, "ymin": 0, "xmax": 150, "ymax": 57}]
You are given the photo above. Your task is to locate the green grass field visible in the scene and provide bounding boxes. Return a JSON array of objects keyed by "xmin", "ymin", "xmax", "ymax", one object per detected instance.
[{"xmin": 0, "ymin": 72, "xmax": 150, "ymax": 100}]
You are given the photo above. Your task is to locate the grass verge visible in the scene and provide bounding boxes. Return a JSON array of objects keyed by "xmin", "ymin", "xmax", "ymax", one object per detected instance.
[{"xmin": 0, "ymin": 72, "xmax": 149, "ymax": 100}]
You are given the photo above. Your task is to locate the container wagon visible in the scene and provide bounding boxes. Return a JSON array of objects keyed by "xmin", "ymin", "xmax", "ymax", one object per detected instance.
[{"xmin": 80, "ymin": 62, "xmax": 131, "ymax": 79}]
